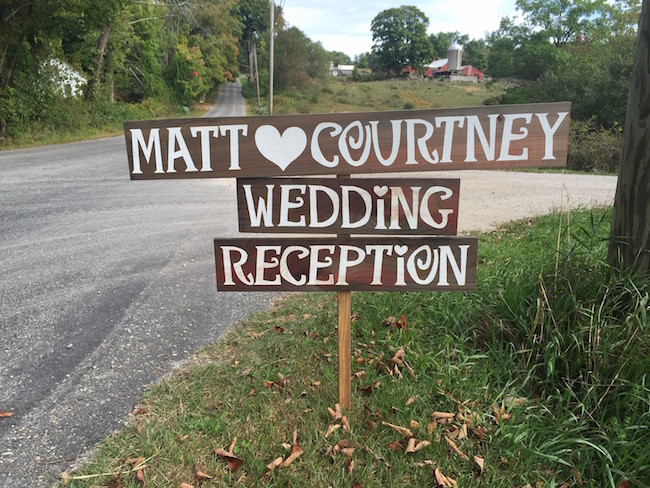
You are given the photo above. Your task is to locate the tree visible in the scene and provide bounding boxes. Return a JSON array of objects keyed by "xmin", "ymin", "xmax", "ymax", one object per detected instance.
[
  {"xmin": 370, "ymin": 5, "xmax": 433, "ymax": 75},
  {"xmin": 608, "ymin": 0, "xmax": 650, "ymax": 276}
]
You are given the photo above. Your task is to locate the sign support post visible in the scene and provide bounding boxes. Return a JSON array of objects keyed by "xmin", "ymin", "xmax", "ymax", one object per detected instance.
[
  {"xmin": 337, "ymin": 289, "xmax": 352, "ymax": 410},
  {"xmin": 337, "ymin": 173, "xmax": 352, "ymax": 410}
]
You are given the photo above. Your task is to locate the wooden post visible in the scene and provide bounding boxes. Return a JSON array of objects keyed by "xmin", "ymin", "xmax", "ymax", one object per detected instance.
[
  {"xmin": 337, "ymin": 290, "xmax": 352, "ymax": 409},
  {"xmin": 337, "ymin": 173, "xmax": 351, "ymax": 410}
]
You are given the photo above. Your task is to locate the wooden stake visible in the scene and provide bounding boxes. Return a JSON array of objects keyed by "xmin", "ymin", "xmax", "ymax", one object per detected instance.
[
  {"xmin": 337, "ymin": 172, "xmax": 351, "ymax": 410},
  {"xmin": 337, "ymin": 290, "xmax": 351, "ymax": 409}
]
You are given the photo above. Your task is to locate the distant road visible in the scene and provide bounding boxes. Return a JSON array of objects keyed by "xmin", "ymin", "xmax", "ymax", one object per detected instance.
[
  {"xmin": 0, "ymin": 79, "xmax": 276, "ymax": 487},
  {"xmin": 0, "ymin": 78, "xmax": 618, "ymax": 486}
]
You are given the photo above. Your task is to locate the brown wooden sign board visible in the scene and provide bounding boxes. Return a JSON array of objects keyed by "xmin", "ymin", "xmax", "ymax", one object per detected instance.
[
  {"xmin": 125, "ymin": 102, "xmax": 570, "ymax": 179},
  {"xmin": 237, "ymin": 177, "xmax": 460, "ymax": 235},
  {"xmin": 214, "ymin": 237, "xmax": 477, "ymax": 291}
]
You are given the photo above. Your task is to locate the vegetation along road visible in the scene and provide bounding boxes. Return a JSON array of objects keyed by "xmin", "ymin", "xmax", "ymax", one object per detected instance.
[{"xmin": 0, "ymin": 80, "xmax": 616, "ymax": 486}]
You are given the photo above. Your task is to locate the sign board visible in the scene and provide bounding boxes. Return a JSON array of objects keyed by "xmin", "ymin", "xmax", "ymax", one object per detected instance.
[
  {"xmin": 125, "ymin": 102, "xmax": 571, "ymax": 179},
  {"xmin": 214, "ymin": 237, "xmax": 477, "ymax": 291},
  {"xmin": 237, "ymin": 177, "xmax": 460, "ymax": 235}
]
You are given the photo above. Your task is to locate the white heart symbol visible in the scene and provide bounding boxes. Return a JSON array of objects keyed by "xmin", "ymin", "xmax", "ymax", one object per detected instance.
[
  {"xmin": 394, "ymin": 245, "xmax": 408, "ymax": 256},
  {"xmin": 373, "ymin": 185, "xmax": 389, "ymax": 197},
  {"xmin": 255, "ymin": 125, "xmax": 307, "ymax": 171}
]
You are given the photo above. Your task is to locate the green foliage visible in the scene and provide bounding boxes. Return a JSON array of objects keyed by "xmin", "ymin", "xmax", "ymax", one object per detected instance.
[
  {"xmin": 371, "ymin": 5, "xmax": 434, "ymax": 75},
  {"xmin": 567, "ymin": 120, "xmax": 623, "ymax": 172}
]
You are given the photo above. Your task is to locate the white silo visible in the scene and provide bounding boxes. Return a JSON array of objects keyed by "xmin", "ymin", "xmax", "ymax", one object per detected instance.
[{"xmin": 448, "ymin": 42, "xmax": 463, "ymax": 71}]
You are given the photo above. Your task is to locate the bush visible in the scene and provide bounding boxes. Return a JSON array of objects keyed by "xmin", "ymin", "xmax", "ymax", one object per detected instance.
[{"xmin": 568, "ymin": 120, "xmax": 622, "ymax": 172}]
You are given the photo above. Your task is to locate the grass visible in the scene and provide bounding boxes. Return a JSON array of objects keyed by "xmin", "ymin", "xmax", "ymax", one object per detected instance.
[
  {"xmin": 0, "ymin": 97, "xmax": 212, "ymax": 150},
  {"xmin": 59, "ymin": 207, "xmax": 650, "ymax": 487},
  {"xmin": 247, "ymin": 77, "xmax": 507, "ymax": 115}
]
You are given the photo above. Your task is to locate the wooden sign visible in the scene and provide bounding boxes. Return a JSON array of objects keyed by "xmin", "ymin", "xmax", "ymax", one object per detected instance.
[
  {"xmin": 237, "ymin": 177, "xmax": 460, "ymax": 235},
  {"xmin": 214, "ymin": 237, "xmax": 477, "ymax": 291},
  {"xmin": 125, "ymin": 102, "xmax": 570, "ymax": 179}
]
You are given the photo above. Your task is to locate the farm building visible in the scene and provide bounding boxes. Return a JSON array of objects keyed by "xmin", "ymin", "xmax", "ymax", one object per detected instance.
[{"xmin": 424, "ymin": 42, "xmax": 485, "ymax": 82}]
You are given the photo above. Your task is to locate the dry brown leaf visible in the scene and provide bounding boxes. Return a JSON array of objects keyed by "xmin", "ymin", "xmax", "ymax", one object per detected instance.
[
  {"xmin": 311, "ymin": 381, "xmax": 321, "ymax": 388},
  {"xmin": 195, "ymin": 469, "xmax": 213, "ymax": 480},
  {"xmin": 409, "ymin": 420, "xmax": 420, "ymax": 430},
  {"xmin": 470, "ymin": 425, "xmax": 489, "ymax": 440},
  {"xmin": 60, "ymin": 472, "xmax": 71, "ymax": 486},
  {"xmin": 340, "ymin": 447, "xmax": 355, "ymax": 457},
  {"xmin": 325, "ymin": 424, "xmax": 341, "ymax": 438},
  {"xmin": 133, "ymin": 408, "xmax": 147, "ymax": 416},
  {"xmin": 415, "ymin": 440, "xmax": 431, "ymax": 452},
  {"xmin": 617, "ymin": 481, "xmax": 630, "ymax": 488},
  {"xmin": 389, "ymin": 349, "xmax": 405, "ymax": 366},
  {"xmin": 273, "ymin": 326, "xmax": 285, "ymax": 334},
  {"xmin": 346, "ymin": 456, "xmax": 355, "ymax": 473},
  {"xmin": 381, "ymin": 421, "xmax": 414, "ymax": 438},
  {"xmin": 427, "ymin": 420, "xmax": 438, "ymax": 434},
  {"xmin": 342, "ymin": 415, "xmax": 350, "ymax": 431},
  {"xmin": 386, "ymin": 440, "xmax": 402, "ymax": 452},
  {"xmin": 415, "ymin": 460, "xmax": 435, "ymax": 467},
  {"xmin": 444, "ymin": 436, "xmax": 469, "ymax": 461},
  {"xmin": 432, "ymin": 412, "xmax": 455, "ymax": 422},
  {"xmin": 474, "ymin": 455, "xmax": 485, "ymax": 473},
  {"xmin": 352, "ymin": 483, "xmax": 363, "ymax": 488},
  {"xmin": 135, "ymin": 469, "xmax": 145, "ymax": 484},
  {"xmin": 505, "ymin": 396, "xmax": 528, "ymax": 407},
  {"xmin": 352, "ymin": 370, "xmax": 367, "ymax": 380},
  {"xmin": 179, "ymin": 483, "xmax": 195, "ymax": 488},
  {"xmin": 492, "ymin": 404, "xmax": 512, "ymax": 424},
  {"xmin": 404, "ymin": 437, "xmax": 417, "ymax": 454},
  {"xmin": 247, "ymin": 388, "xmax": 256, "ymax": 397},
  {"xmin": 327, "ymin": 406, "xmax": 337, "ymax": 419},
  {"xmin": 303, "ymin": 313, "xmax": 312, "ymax": 320},
  {"xmin": 558, "ymin": 483, "xmax": 572, "ymax": 488},
  {"xmin": 396, "ymin": 314, "xmax": 407, "ymax": 329},
  {"xmin": 266, "ymin": 456, "xmax": 283, "ymax": 473},
  {"xmin": 359, "ymin": 381, "xmax": 381, "ymax": 396},
  {"xmin": 334, "ymin": 403, "xmax": 342, "ymax": 420},
  {"xmin": 405, "ymin": 396, "xmax": 416, "ymax": 407},
  {"xmin": 282, "ymin": 444, "xmax": 304, "ymax": 466},
  {"xmin": 435, "ymin": 468, "xmax": 457, "ymax": 487},
  {"xmin": 215, "ymin": 440, "xmax": 244, "ymax": 473}
]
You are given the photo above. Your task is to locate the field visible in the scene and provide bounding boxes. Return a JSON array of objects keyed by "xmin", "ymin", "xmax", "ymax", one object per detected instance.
[{"xmin": 249, "ymin": 78, "xmax": 507, "ymax": 115}]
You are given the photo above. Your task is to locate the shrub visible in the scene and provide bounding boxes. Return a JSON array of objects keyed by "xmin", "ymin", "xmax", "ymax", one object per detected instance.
[{"xmin": 567, "ymin": 120, "xmax": 622, "ymax": 173}]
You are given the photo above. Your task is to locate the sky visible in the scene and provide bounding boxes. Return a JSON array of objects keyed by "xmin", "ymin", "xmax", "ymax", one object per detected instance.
[{"xmin": 281, "ymin": 0, "xmax": 518, "ymax": 59}]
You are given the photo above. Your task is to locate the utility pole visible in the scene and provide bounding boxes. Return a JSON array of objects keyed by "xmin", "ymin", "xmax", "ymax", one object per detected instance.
[
  {"xmin": 253, "ymin": 37, "xmax": 261, "ymax": 108},
  {"xmin": 269, "ymin": 0, "xmax": 274, "ymax": 115}
]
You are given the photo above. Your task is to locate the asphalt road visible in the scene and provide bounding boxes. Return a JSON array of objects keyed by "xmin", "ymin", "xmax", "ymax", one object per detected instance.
[
  {"xmin": 0, "ymin": 80, "xmax": 618, "ymax": 486},
  {"xmin": 0, "ymin": 80, "xmax": 277, "ymax": 486}
]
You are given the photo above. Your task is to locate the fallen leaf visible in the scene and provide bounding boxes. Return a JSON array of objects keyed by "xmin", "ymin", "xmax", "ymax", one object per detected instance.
[
  {"xmin": 444, "ymin": 436, "xmax": 469, "ymax": 461},
  {"xmin": 342, "ymin": 415, "xmax": 350, "ymax": 431},
  {"xmin": 406, "ymin": 396, "xmax": 416, "ymax": 407},
  {"xmin": 474, "ymin": 455, "xmax": 485, "ymax": 473},
  {"xmin": 359, "ymin": 381, "xmax": 381, "ymax": 396},
  {"xmin": 0, "ymin": 411, "xmax": 14, "ymax": 418},
  {"xmin": 133, "ymin": 408, "xmax": 147, "ymax": 416},
  {"xmin": 389, "ymin": 349, "xmax": 405, "ymax": 366},
  {"xmin": 325, "ymin": 424, "xmax": 341, "ymax": 438},
  {"xmin": 427, "ymin": 421, "xmax": 438, "ymax": 434},
  {"xmin": 435, "ymin": 468, "xmax": 457, "ymax": 487},
  {"xmin": 273, "ymin": 326, "xmax": 285, "ymax": 333},
  {"xmin": 396, "ymin": 314, "xmax": 407, "ymax": 329},
  {"xmin": 335, "ymin": 403, "xmax": 342, "ymax": 420},
  {"xmin": 282, "ymin": 443, "xmax": 304, "ymax": 466},
  {"xmin": 352, "ymin": 370, "xmax": 367, "ymax": 380},
  {"xmin": 492, "ymin": 404, "xmax": 512, "ymax": 424},
  {"xmin": 404, "ymin": 438, "xmax": 417, "ymax": 454},
  {"xmin": 303, "ymin": 313, "xmax": 312, "ymax": 320},
  {"xmin": 266, "ymin": 456, "xmax": 283, "ymax": 474},
  {"xmin": 381, "ymin": 421, "xmax": 414, "ymax": 438},
  {"xmin": 505, "ymin": 396, "xmax": 527, "ymax": 407},
  {"xmin": 179, "ymin": 483, "xmax": 194, "ymax": 488},
  {"xmin": 215, "ymin": 438, "xmax": 244, "ymax": 473},
  {"xmin": 432, "ymin": 412, "xmax": 455, "ymax": 423},
  {"xmin": 247, "ymin": 388, "xmax": 256, "ymax": 397},
  {"xmin": 409, "ymin": 420, "xmax": 420, "ymax": 429},
  {"xmin": 346, "ymin": 456, "xmax": 355, "ymax": 473},
  {"xmin": 135, "ymin": 469, "xmax": 145, "ymax": 484},
  {"xmin": 60, "ymin": 472, "xmax": 71, "ymax": 486},
  {"xmin": 470, "ymin": 425, "xmax": 489, "ymax": 441},
  {"xmin": 415, "ymin": 460, "xmax": 435, "ymax": 467},
  {"xmin": 558, "ymin": 483, "xmax": 572, "ymax": 488},
  {"xmin": 617, "ymin": 481, "xmax": 630, "ymax": 488},
  {"xmin": 195, "ymin": 468, "xmax": 213, "ymax": 480},
  {"xmin": 387, "ymin": 440, "xmax": 402, "ymax": 451},
  {"xmin": 353, "ymin": 483, "xmax": 363, "ymax": 488}
]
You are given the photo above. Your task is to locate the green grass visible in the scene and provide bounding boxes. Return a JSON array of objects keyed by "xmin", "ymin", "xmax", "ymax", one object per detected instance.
[
  {"xmin": 0, "ymin": 97, "xmax": 212, "ymax": 150},
  {"xmin": 247, "ymin": 77, "xmax": 507, "ymax": 115},
  {"xmin": 59, "ymin": 207, "xmax": 650, "ymax": 487}
]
